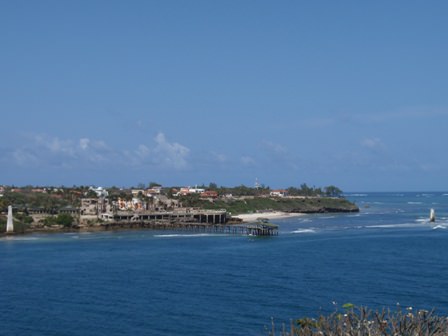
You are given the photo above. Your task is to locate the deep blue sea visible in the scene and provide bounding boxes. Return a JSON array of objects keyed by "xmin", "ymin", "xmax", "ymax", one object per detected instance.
[{"xmin": 1, "ymin": 192, "xmax": 448, "ymax": 336}]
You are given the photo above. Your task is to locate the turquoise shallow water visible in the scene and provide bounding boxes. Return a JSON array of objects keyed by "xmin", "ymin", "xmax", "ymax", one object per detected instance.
[{"xmin": 1, "ymin": 192, "xmax": 448, "ymax": 335}]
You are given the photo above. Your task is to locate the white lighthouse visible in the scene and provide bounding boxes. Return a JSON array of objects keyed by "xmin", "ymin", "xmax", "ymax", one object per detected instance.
[
  {"xmin": 6, "ymin": 205, "xmax": 14, "ymax": 233},
  {"xmin": 429, "ymin": 208, "xmax": 436, "ymax": 223}
]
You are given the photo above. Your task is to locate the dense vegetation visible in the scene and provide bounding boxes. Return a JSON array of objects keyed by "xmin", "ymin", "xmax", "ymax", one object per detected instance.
[
  {"xmin": 268, "ymin": 305, "xmax": 448, "ymax": 335},
  {"xmin": 181, "ymin": 183, "xmax": 343, "ymax": 198},
  {"xmin": 43, "ymin": 214, "xmax": 75, "ymax": 228},
  {"xmin": 179, "ymin": 195, "xmax": 358, "ymax": 215},
  {"xmin": 0, "ymin": 188, "xmax": 75, "ymax": 211}
]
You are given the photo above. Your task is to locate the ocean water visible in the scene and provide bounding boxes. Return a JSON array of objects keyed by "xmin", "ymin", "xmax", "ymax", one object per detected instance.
[{"xmin": 1, "ymin": 192, "xmax": 448, "ymax": 336}]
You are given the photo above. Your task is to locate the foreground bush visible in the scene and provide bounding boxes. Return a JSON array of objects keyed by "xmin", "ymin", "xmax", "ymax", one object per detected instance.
[{"xmin": 268, "ymin": 305, "xmax": 448, "ymax": 336}]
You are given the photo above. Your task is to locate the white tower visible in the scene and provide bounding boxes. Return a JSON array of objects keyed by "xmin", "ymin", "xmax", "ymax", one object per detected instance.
[
  {"xmin": 429, "ymin": 208, "xmax": 436, "ymax": 223},
  {"xmin": 6, "ymin": 205, "xmax": 14, "ymax": 233},
  {"xmin": 255, "ymin": 178, "xmax": 260, "ymax": 189}
]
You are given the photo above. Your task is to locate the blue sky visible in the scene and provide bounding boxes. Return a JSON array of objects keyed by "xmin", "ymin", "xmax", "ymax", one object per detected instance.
[{"xmin": 1, "ymin": 1, "xmax": 447, "ymax": 191}]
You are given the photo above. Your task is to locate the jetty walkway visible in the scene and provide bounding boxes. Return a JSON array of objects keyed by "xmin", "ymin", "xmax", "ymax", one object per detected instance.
[
  {"xmin": 111, "ymin": 209, "xmax": 228, "ymax": 225},
  {"xmin": 100, "ymin": 219, "xmax": 278, "ymax": 236}
]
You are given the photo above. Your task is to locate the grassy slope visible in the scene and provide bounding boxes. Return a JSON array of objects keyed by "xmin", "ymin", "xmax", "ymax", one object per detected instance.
[{"xmin": 196, "ymin": 197, "xmax": 359, "ymax": 215}]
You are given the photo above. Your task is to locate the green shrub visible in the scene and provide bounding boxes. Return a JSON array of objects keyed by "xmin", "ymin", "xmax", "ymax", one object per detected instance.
[{"xmin": 268, "ymin": 305, "xmax": 448, "ymax": 336}]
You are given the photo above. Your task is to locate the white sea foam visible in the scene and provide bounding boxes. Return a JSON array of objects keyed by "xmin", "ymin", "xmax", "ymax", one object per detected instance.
[
  {"xmin": 432, "ymin": 225, "xmax": 448, "ymax": 230},
  {"xmin": 154, "ymin": 233, "xmax": 217, "ymax": 238},
  {"xmin": 1, "ymin": 236, "xmax": 41, "ymax": 241},
  {"xmin": 291, "ymin": 229, "xmax": 316, "ymax": 234},
  {"xmin": 367, "ymin": 223, "xmax": 421, "ymax": 229},
  {"xmin": 346, "ymin": 194, "xmax": 368, "ymax": 197},
  {"xmin": 408, "ymin": 202, "xmax": 422, "ymax": 205}
]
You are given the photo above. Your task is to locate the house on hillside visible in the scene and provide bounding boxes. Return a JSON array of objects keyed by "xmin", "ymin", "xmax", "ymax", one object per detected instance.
[
  {"xmin": 189, "ymin": 187, "xmax": 205, "ymax": 194},
  {"xmin": 200, "ymin": 191, "xmax": 219, "ymax": 199},
  {"xmin": 174, "ymin": 186, "xmax": 205, "ymax": 196},
  {"xmin": 131, "ymin": 189, "xmax": 145, "ymax": 197},
  {"xmin": 270, "ymin": 189, "xmax": 288, "ymax": 197},
  {"xmin": 89, "ymin": 186, "xmax": 109, "ymax": 198},
  {"xmin": 146, "ymin": 186, "xmax": 162, "ymax": 197}
]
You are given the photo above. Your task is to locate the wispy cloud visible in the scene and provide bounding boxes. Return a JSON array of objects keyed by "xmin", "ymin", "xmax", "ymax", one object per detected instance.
[
  {"xmin": 297, "ymin": 107, "xmax": 448, "ymax": 129},
  {"xmin": 361, "ymin": 137, "xmax": 386, "ymax": 151},
  {"xmin": 241, "ymin": 156, "xmax": 256, "ymax": 166},
  {"xmin": 12, "ymin": 148, "xmax": 39, "ymax": 166},
  {"xmin": 262, "ymin": 141, "xmax": 287, "ymax": 155},
  {"xmin": 5, "ymin": 132, "xmax": 190, "ymax": 171},
  {"xmin": 152, "ymin": 132, "xmax": 190, "ymax": 169},
  {"xmin": 348, "ymin": 106, "xmax": 448, "ymax": 125},
  {"xmin": 210, "ymin": 151, "xmax": 227, "ymax": 163}
]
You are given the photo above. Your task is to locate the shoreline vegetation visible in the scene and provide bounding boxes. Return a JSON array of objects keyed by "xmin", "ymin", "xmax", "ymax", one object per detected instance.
[
  {"xmin": 0, "ymin": 183, "xmax": 358, "ymax": 236},
  {"xmin": 268, "ymin": 304, "xmax": 448, "ymax": 336}
]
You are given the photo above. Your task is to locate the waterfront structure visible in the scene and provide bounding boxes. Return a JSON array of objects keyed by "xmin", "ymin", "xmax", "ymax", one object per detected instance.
[
  {"xmin": 270, "ymin": 189, "xmax": 288, "ymax": 197},
  {"xmin": 6, "ymin": 205, "xmax": 14, "ymax": 233},
  {"xmin": 112, "ymin": 209, "xmax": 227, "ymax": 225},
  {"xmin": 246, "ymin": 218, "xmax": 279, "ymax": 236}
]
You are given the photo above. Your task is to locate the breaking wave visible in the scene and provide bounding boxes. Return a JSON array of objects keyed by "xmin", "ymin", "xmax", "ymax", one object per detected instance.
[{"xmin": 291, "ymin": 229, "xmax": 316, "ymax": 234}]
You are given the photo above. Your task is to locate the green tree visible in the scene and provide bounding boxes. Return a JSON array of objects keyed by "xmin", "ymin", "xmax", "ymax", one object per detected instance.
[
  {"xmin": 56, "ymin": 214, "xmax": 74, "ymax": 227},
  {"xmin": 148, "ymin": 182, "xmax": 162, "ymax": 188},
  {"xmin": 85, "ymin": 190, "xmax": 98, "ymax": 198},
  {"xmin": 300, "ymin": 183, "xmax": 313, "ymax": 196},
  {"xmin": 324, "ymin": 185, "xmax": 343, "ymax": 197}
]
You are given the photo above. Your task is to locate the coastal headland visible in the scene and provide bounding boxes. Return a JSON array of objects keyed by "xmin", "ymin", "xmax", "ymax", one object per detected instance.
[{"xmin": 0, "ymin": 184, "xmax": 359, "ymax": 235}]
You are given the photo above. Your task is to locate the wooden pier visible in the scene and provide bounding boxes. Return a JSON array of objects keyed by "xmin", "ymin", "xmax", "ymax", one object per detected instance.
[
  {"xmin": 246, "ymin": 222, "xmax": 279, "ymax": 236},
  {"xmin": 98, "ymin": 211, "xmax": 279, "ymax": 236},
  {"xmin": 111, "ymin": 209, "xmax": 228, "ymax": 225},
  {"xmin": 100, "ymin": 221, "xmax": 278, "ymax": 236}
]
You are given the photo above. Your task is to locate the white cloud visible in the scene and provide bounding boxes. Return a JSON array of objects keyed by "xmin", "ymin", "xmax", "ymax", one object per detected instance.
[
  {"xmin": 361, "ymin": 137, "xmax": 385, "ymax": 150},
  {"xmin": 35, "ymin": 135, "xmax": 76, "ymax": 156},
  {"xmin": 135, "ymin": 144, "xmax": 150, "ymax": 158},
  {"xmin": 7, "ymin": 132, "xmax": 191, "ymax": 171},
  {"xmin": 263, "ymin": 141, "xmax": 287, "ymax": 154},
  {"xmin": 211, "ymin": 152, "xmax": 227, "ymax": 163},
  {"xmin": 153, "ymin": 132, "xmax": 190, "ymax": 169},
  {"xmin": 241, "ymin": 156, "xmax": 256, "ymax": 166},
  {"xmin": 12, "ymin": 149, "xmax": 39, "ymax": 166},
  {"xmin": 79, "ymin": 138, "xmax": 90, "ymax": 150}
]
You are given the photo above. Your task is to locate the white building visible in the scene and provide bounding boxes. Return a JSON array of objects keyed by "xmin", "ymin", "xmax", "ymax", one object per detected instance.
[
  {"xmin": 270, "ymin": 189, "xmax": 288, "ymax": 197},
  {"xmin": 89, "ymin": 186, "xmax": 109, "ymax": 198}
]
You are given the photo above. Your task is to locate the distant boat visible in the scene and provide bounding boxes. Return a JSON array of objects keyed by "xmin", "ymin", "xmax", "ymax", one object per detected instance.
[{"xmin": 429, "ymin": 208, "xmax": 436, "ymax": 222}]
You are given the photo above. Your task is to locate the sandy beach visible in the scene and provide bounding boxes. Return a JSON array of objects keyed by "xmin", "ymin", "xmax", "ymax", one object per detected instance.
[{"xmin": 233, "ymin": 211, "xmax": 305, "ymax": 222}]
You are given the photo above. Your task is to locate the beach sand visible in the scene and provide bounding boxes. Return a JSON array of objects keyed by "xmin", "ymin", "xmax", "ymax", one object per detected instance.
[{"xmin": 234, "ymin": 211, "xmax": 305, "ymax": 222}]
